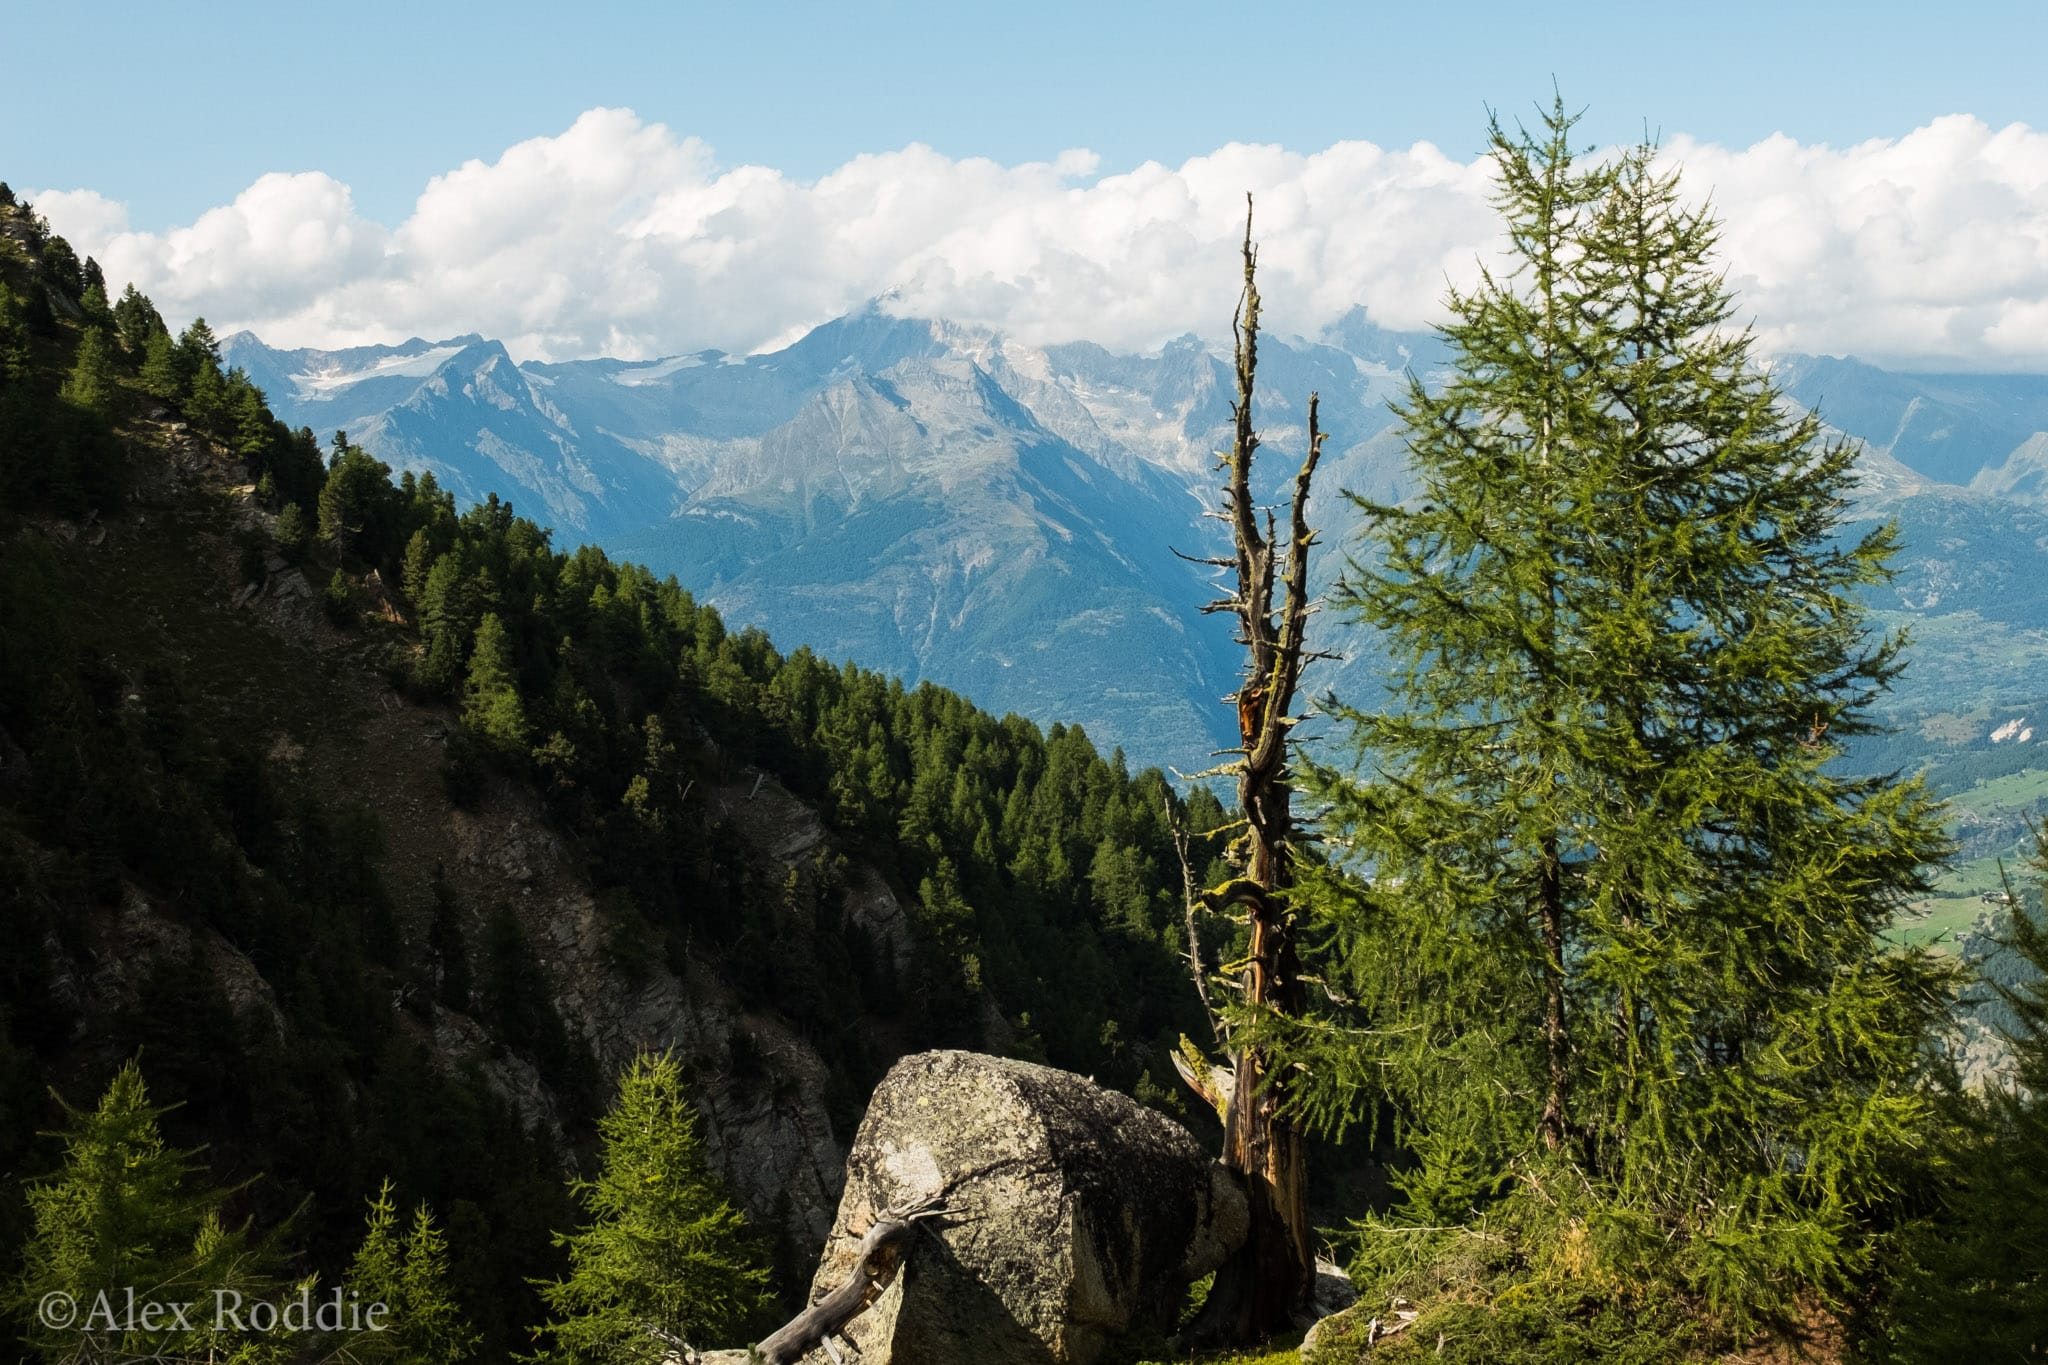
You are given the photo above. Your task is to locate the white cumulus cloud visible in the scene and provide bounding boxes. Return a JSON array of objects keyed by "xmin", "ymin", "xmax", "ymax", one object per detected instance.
[
  {"xmin": 27, "ymin": 107, "xmax": 2048, "ymax": 369},
  {"xmin": 1665, "ymin": 116, "xmax": 2048, "ymax": 366}
]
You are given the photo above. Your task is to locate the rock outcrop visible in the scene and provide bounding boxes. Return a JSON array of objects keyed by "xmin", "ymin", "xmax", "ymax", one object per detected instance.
[{"xmin": 795, "ymin": 1050, "xmax": 1247, "ymax": 1365}]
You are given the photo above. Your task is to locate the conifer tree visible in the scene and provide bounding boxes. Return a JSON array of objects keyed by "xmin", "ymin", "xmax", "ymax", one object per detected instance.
[
  {"xmin": 6, "ymin": 1061, "xmax": 280, "ymax": 1363},
  {"xmin": 1882, "ymin": 827, "xmax": 2048, "ymax": 1360},
  {"xmin": 402, "ymin": 528, "xmax": 437, "ymax": 602},
  {"xmin": 418, "ymin": 552, "xmax": 481, "ymax": 693},
  {"xmin": 275, "ymin": 502, "xmax": 309, "ymax": 559},
  {"xmin": 58, "ymin": 325, "xmax": 115, "ymax": 415},
  {"xmin": 463, "ymin": 613, "xmax": 529, "ymax": 754},
  {"xmin": 78, "ymin": 282, "xmax": 113, "ymax": 332},
  {"xmin": 38, "ymin": 233, "xmax": 82, "ymax": 296},
  {"xmin": 347, "ymin": 1181, "xmax": 481, "ymax": 1365},
  {"xmin": 187, "ymin": 358, "xmax": 229, "ymax": 437},
  {"xmin": 326, "ymin": 568, "xmax": 357, "ymax": 626},
  {"xmin": 230, "ymin": 372, "xmax": 271, "ymax": 464},
  {"xmin": 1291, "ymin": 107, "xmax": 1954, "ymax": 1331},
  {"xmin": 1179, "ymin": 200, "xmax": 1327, "ymax": 1338},
  {"xmin": 168, "ymin": 316, "xmax": 230, "ymax": 440},
  {"xmin": 8, "ymin": 1061, "xmax": 201, "ymax": 1357},
  {"xmin": 175, "ymin": 316, "xmax": 220, "ymax": 381},
  {"xmin": 318, "ymin": 437, "xmax": 399, "ymax": 561},
  {"xmin": 528, "ymin": 1052, "xmax": 770, "ymax": 1362},
  {"xmin": 112, "ymin": 284, "xmax": 165, "ymax": 360},
  {"xmin": 139, "ymin": 324, "xmax": 180, "ymax": 401}
]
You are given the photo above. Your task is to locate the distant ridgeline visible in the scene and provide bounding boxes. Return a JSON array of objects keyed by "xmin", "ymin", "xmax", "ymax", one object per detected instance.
[
  {"xmin": 214, "ymin": 302, "xmax": 2048, "ymax": 811},
  {"xmin": 0, "ymin": 190, "xmax": 1233, "ymax": 1355}
]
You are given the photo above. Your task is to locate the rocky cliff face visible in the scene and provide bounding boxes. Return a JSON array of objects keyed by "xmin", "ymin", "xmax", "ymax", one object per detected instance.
[
  {"xmin": 440, "ymin": 777, "xmax": 861, "ymax": 1248},
  {"xmin": 22, "ymin": 417, "xmax": 909, "ymax": 1267}
]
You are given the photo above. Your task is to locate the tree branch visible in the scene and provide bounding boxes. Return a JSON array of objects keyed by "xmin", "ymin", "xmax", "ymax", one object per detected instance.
[
  {"xmin": 749, "ymin": 1195, "xmax": 958, "ymax": 1365},
  {"xmin": 1166, "ymin": 796, "xmax": 1227, "ymax": 1046}
]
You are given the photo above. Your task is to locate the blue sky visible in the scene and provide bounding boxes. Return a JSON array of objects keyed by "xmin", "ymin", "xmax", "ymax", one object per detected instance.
[
  {"xmin": 7, "ymin": 0, "xmax": 2042, "ymax": 230},
  {"xmin": 9, "ymin": 0, "xmax": 2048, "ymax": 369}
]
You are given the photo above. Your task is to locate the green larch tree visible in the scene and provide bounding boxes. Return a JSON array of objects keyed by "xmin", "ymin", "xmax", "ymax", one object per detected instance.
[
  {"xmin": 229, "ymin": 370, "xmax": 271, "ymax": 464},
  {"xmin": 5, "ymin": 1060, "xmax": 282, "ymax": 1363},
  {"xmin": 462, "ymin": 613, "xmax": 529, "ymax": 754},
  {"xmin": 417, "ymin": 550, "xmax": 485, "ymax": 693},
  {"xmin": 274, "ymin": 502, "xmax": 309, "ymax": 559},
  {"xmin": 186, "ymin": 358, "xmax": 229, "ymax": 438},
  {"xmin": 527, "ymin": 1052, "xmax": 770, "ymax": 1363},
  {"xmin": 176, "ymin": 318, "xmax": 227, "ymax": 435},
  {"xmin": 139, "ymin": 324, "xmax": 180, "ymax": 401},
  {"xmin": 1289, "ymin": 106, "xmax": 1955, "ymax": 1337},
  {"xmin": 78, "ymin": 281, "xmax": 113, "ymax": 333},
  {"xmin": 317, "ymin": 435, "xmax": 401, "ymax": 562},
  {"xmin": 58, "ymin": 325, "xmax": 115, "ymax": 415},
  {"xmin": 325, "ymin": 568, "xmax": 357, "ymax": 626},
  {"xmin": 346, "ymin": 1180, "xmax": 481, "ymax": 1365},
  {"xmin": 174, "ymin": 317, "xmax": 220, "ymax": 383},
  {"xmin": 402, "ymin": 528, "xmax": 437, "ymax": 602}
]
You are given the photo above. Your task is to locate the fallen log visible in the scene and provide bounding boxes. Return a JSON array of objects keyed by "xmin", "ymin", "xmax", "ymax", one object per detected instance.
[{"xmin": 749, "ymin": 1194, "xmax": 952, "ymax": 1365}]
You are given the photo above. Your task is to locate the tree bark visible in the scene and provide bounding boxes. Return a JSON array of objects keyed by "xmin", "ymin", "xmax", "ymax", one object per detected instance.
[
  {"xmin": 1538, "ymin": 833, "xmax": 1570, "ymax": 1153},
  {"xmin": 1185, "ymin": 198, "xmax": 1324, "ymax": 1339}
]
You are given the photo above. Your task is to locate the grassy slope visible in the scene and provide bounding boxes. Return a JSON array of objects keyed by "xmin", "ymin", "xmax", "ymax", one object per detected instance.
[{"xmin": 1890, "ymin": 772, "xmax": 2048, "ymax": 950}]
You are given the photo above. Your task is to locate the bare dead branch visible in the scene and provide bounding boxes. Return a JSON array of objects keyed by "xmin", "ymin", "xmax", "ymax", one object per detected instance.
[
  {"xmin": 751, "ymin": 1196, "xmax": 957, "ymax": 1365},
  {"xmin": 1166, "ymin": 796, "xmax": 1227, "ymax": 1045}
]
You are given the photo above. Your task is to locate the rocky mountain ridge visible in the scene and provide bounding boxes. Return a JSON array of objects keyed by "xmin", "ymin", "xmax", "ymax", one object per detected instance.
[{"xmin": 222, "ymin": 310, "xmax": 2048, "ymax": 774}]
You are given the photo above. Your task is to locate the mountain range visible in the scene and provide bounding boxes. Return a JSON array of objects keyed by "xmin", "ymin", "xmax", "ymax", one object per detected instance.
[{"xmin": 220, "ymin": 307, "xmax": 2048, "ymax": 778}]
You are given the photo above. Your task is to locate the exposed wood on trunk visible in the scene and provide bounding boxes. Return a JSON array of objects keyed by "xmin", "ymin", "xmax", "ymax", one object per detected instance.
[{"xmin": 1171, "ymin": 1043, "xmax": 1235, "ymax": 1120}]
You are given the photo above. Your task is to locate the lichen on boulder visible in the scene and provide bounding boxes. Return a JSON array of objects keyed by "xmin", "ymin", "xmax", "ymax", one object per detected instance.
[{"xmin": 798, "ymin": 1049, "xmax": 1247, "ymax": 1365}]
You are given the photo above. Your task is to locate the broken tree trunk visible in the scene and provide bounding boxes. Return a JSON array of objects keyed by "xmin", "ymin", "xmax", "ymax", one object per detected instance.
[{"xmin": 1180, "ymin": 196, "xmax": 1326, "ymax": 1341}]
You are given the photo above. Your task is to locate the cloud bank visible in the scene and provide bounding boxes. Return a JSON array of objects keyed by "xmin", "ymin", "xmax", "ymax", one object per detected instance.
[{"xmin": 30, "ymin": 108, "xmax": 2048, "ymax": 368}]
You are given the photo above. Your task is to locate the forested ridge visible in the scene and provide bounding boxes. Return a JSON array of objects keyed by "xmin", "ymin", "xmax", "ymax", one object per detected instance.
[{"xmin": 0, "ymin": 186, "xmax": 1233, "ymax": 1359}]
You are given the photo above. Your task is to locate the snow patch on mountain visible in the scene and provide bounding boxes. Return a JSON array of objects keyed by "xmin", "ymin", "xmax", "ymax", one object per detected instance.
[
  {"xmin": 608, "ymin": 353, "xmax": 714, "ymax": 386},
  {"xmin": 290, "ymin": 345, "xmax": 465, "ymax": 399}
]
